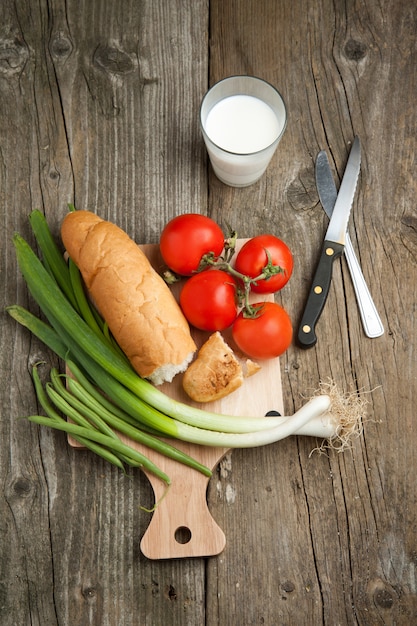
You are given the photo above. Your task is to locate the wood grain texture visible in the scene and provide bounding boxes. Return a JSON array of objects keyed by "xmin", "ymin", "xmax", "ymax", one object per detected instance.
[{"xmin": 1, "ymin": 0, "xmax": 417, "ymax": 624}]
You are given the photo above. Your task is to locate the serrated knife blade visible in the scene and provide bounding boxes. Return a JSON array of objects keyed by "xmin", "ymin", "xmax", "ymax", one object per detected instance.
[
  {"xmin": 316, "ymin": 149, "xmax": 384, "ymax": 338},
  {"xmin": 297, "ymin": 137, "xmax": 361, "ymax": 348}
]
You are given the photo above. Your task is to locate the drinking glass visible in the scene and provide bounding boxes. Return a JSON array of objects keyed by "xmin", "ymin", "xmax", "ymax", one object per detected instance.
[{"xmin": 200, "ymin": 76, "xmax": 287, "ymax": 187}]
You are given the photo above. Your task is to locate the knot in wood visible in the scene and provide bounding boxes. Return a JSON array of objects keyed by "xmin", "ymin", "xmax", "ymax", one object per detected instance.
[
  {"xmin": 401, "ymin": 213, "xmax": 417, "ymax": 234},
  {"xmin": 0, "ymin": 38, "xmax": 29, "ymax": 76},
  {"xmin": 281, "ymin": 580, "xmax": 295, "ymax": 593},
  {"xmin": 374, "ymin": 587, "xmax": 394, "ymax": 609},
  {"xmin": 50, "ymin": 33, "xmax": 73, "ymax": 60},
  {"xmin": 400, "ymin": 214, "xmax": 417, "ymax": 259},
  {"xmin": 81, "ymin": 585, "xmax": 98, "ymax": 601},
  {"xmin": 286, "ymin": 168, "xmax": 318, "ymax": 212},
  {"xmin": 344, "ymin": 39, "xmax": 367, "ymax": 62},
  {"xmin": 11, "ymin": 476, "xmax": 33, "ymax": 498},
  {"xmin": 93, "ymin": 44, "xmax": 136, "ymax": 76}
]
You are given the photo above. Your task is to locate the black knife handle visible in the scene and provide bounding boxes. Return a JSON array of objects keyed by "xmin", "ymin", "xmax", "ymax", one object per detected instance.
[{"xmin": 297, "ymin": 241, "xmax": 344, "ymax": 348}]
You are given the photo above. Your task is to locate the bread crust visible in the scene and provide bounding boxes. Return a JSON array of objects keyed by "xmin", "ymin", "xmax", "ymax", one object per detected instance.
[
  {"xmin": 182, "ymin": 332, "xmax": 244, "ymax": 402},
  {"xmin": 61, "ymin": 210, "xmax": 197, "ymax": 383}
]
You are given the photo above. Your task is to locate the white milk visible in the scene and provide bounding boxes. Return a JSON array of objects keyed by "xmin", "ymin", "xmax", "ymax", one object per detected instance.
[
  {"xmin": 205, "ymin": 95, "xmax": 281, "ymax": 154},
  {"xmin": 200, "ymin": 79, "xmax": 287, "ymax": 187}
]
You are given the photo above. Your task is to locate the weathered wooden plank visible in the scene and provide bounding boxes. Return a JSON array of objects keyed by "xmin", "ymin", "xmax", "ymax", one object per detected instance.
[
  {"xmin": 1, "ymin": 1, "xmax": 210, "ymax": 625},
  {"xmin": 206, "ymin": 0, "xmax": 417, "ymax": 624},
  {"xmin": 48, "ymin": 0, "xmax": 209, "ymax": 242}
]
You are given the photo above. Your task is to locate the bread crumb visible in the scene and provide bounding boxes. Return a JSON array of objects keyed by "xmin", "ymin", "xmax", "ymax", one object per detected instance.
[{"xmin": 243, "ymin": 359, "xmax": 261, "ymax": 378}]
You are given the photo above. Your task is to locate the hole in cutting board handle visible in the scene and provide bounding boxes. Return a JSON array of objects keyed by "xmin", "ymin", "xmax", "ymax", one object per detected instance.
[{"xmin": 174, "ymin": 526, "xmax": 192, "ymax": 544}]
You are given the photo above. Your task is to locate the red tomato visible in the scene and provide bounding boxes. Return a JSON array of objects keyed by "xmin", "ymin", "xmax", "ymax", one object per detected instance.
[
  {"xmin": 179, "ymin": 269, "xmax": 238, "ymax": 331},
  {"xmin": 160, "ymin": 214, "xmax": 224, "ymax": 276},
  {"xmin": 234, "ymin": 234, "xmax": 293, "ymax": 294},
  {"xmin": 232, "ymin": 301, "xmax": 293, "ymax": 359}
]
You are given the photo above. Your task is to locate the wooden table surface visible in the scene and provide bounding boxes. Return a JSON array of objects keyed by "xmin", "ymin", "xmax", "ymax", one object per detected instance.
[{"xmin": 1, "ymin": 1, "xmax": 416, "ymax": 624}]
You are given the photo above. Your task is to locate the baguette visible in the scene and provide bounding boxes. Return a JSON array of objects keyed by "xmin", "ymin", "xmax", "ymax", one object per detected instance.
[{"xmin": 61, "ymin": 210, "xmax": 197, "ymax": 384}]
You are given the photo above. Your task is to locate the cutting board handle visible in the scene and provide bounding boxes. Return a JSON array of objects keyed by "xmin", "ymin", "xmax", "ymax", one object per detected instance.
[{"xmin": 140, "ymin": 468, "xmax": 226, "ymax": 559}]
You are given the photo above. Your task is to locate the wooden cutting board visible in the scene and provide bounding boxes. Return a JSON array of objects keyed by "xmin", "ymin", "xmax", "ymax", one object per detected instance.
[{"xmin": 69, "ymin": 242, "xmax": 284, "ymax": 560}]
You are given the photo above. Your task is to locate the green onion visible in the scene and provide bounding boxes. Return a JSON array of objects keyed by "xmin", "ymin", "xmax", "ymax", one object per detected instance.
[
  {"xmin": 66, "ymin": 359, "xmax": 162, "ymax": 435},
  {"xmin": 31, "ymin": 364, "xmax": 170, "ymax": 481},
  {"xmin": 44, "ymin": 381, "xmax": 144, "ymax": 469},
  {"xmin": 31, "ymin": 365, "xmax": 126, "ymax": 471},
  {"xmin": 48, "ymin": 368, "xmax": 119, "ymax": 440},
  {"xmin": 61, "ymin": 368, "xmax": 213, "ymax": 475},
  {"xmin": 68, "ymin": 258, "xmax": 105, "ymax": 336},
  {"xmin": 28, "ymin": 413, "xmax": 171, "ymax": 483},
  {"xmin": 9, "ymin": 311, "xmax": 212, "ymax": 476},
  {"xmin": 7, "ymin": 305, "xmax": 68, "ymax": 361},
  {"xmin": 29, "ymin": 210, "xmax": 80, "ymax": 311}
]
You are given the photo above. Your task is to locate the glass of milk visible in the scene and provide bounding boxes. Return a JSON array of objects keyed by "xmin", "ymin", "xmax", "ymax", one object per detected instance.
[{"xmin": 200, "ymin": 76, "xmax": 287, "ymax": 187}]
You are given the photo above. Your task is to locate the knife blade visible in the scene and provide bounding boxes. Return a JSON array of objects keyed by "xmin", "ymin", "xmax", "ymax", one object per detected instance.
[
  {"xmin": 297, "ymin": 137, "xmax": 361, "ymax": 348},
  {"xmin": 316, "ymin": 150, "xmax": 384, "ymax": 338}
]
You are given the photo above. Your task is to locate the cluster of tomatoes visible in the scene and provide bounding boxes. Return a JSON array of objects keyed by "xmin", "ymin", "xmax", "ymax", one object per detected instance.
[{"xmin": 159, "ymin": 214, "xmax": 294, "ymax": 360}]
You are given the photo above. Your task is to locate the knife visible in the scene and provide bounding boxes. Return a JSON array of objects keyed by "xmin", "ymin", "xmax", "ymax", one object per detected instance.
[
  {"xmin": 297, "ymin": 137, "xmax": 361, "ymax": 348},
  {"xmin": 316, "ymin": 151, "xmax": 384, "ymax": 338}
]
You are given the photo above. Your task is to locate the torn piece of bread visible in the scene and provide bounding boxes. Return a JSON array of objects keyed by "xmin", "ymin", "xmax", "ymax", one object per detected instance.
[
  {"xmin": 182, "ymin": 332, "xmax": 244, "ymax": 403},
  {"xmin": 61, "ymin": 210, "xmax": 197, "ymax": 385}
]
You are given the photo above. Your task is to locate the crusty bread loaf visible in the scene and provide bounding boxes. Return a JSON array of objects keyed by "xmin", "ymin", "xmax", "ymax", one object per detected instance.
[
  {"xmin": 182, "ymin": 332, "xmax": 244, "ymax": 402},
  {"xmin": 61, "ymin": 210, "xmax": 197, "ymax": 384}
]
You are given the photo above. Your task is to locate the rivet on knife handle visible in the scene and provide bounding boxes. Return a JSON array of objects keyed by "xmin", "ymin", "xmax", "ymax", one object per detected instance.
[{"xmin": 297, "ymin": 241, "xmax": 344, "ymax": 348}]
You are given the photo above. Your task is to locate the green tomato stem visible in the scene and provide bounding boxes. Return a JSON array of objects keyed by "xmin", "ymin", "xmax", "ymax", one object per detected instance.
[{"xmin": 200, "ymin": 247, "xmax": 284, "ymax": 317}]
